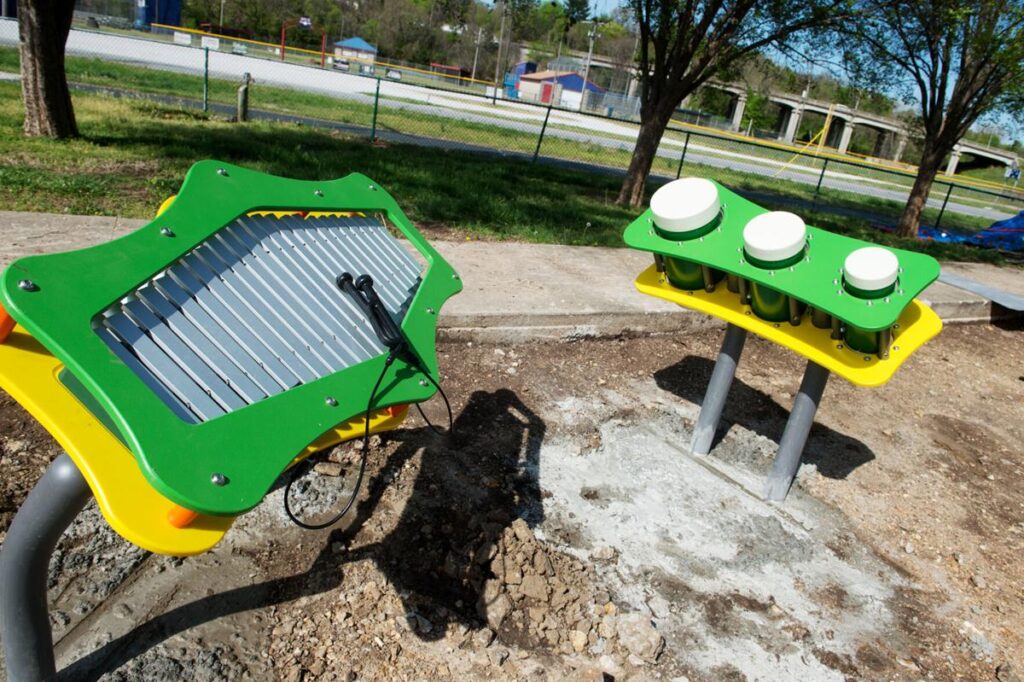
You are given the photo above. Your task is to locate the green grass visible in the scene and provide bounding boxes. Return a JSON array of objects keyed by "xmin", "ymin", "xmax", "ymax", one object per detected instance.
[
  {"xmin": 2, "ymin": 46, "xmax": 1018, "ymax": 238},
  {"xmin": 0, "ymin": 79, "xmax": 1014, "ymax": 264}
]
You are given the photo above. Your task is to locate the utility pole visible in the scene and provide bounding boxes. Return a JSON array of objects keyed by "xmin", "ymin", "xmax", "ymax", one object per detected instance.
[
  {"xmin": 578, "ymin": 22, "xmax": 599, "ymax": 112},
  {"xmin": 492, "ymin": 0, "xmax": 507, "ymax": 101},
  {"xmin": 219, "ymin": 0, "xmax": 226, "ymax": 26},
  {"xmin": 471, "ymin": 26, "xmax": 484, "ymax": 80}
]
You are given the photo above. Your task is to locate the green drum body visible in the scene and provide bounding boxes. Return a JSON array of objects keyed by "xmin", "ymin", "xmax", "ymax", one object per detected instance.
[{"xmin": 749, "ymin": 282, "xmax": 790, "ymax": 322}]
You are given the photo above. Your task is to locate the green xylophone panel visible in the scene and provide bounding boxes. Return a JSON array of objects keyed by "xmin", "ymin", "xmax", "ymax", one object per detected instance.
[
  {"xmin": 0, "ymin": 161, "xmax": 462, "ymax": 515},
  {"xmin": 623, "ymin": 181, "xmax": 940, "ymax": 332}
]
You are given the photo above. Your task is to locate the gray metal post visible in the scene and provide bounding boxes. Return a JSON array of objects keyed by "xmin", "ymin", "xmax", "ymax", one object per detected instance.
[
  {"xmin": 764, "ymin": 361, "xmax": 830, "ymax": 501},
  {"xmin": 690, "ymin": 323, "xmax": 747, "ymax": 455},
  {"xmin": 0, "ymin": 453, "xmax": 92, "ymax": 682}
]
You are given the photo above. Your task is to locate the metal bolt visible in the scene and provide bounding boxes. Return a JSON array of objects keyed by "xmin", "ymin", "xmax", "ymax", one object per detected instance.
[
  {"xmin": 18, "ymin": 279, "xmax": 38, "ymax": 292},
  {"xmin": 160, "ymin": 227, "xmax": 175, "ymax": 237},
  {"xmin": 864, "ymin": 356, "xmax": 871, "ymax": 362},
  {"xmin": 744, "ymin": 310, "xmax": 752, "ymax": 316},
  {"xmin": 884, "ymin": 297, "xmax": 891, "ymax": 303},
  {"xmin": 368, "ymin": 184, "xmax": 377, "ymax": 191},
  {"xmin": 211, "ymin": 473, "xmax": 227, "ymax": 486},
  {"xmin": 314, "ymin": 189, "xmax": 324, "ymax": 197},
  {"xmin": 893, "ymin": 345, "xmax": 900, "ymax": 351},
  {"xmin": 452, "ymin": 273, "xmax": 460, "ymax": 280},
  {"xmin": 836, "ymin": 344, "xmax": 844, "ymax": 350},
  {"xmin": 217, "ymin": 168, "xmax": 228, "ymax": 176},
  {"xmin": 325, "ymin": 396, "xmax": 338, "ymax": 407},
  {"xmin": 893, "ymin": 323, "xmax": 900, "ymax": 329},
  {"xmin": 648, "ymin": 230, "xmax": 654, "ymax": 236},
  {"xmin": 426, "ymin": 307, "xmax": 435, "ymax": 314},
  {"xmin": 866, "ymin": 301, "xmax": 873, "ymax": 306},
  {"xmin": 419, "ymin": 379, "xmax": 428, "ymax": 387},
  {"xmin": 832, "ymin": 279, "xmax": 838, "ymax": 285}
]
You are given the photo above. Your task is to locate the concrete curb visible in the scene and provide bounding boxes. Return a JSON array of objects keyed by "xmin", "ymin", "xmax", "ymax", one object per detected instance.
[{"xmin": 0, "ymin": 211, "xmax": 1019, "ymax": 344}]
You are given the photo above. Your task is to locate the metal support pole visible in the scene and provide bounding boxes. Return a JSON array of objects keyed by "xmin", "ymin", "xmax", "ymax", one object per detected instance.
[
  {"xmin": 0, "ymin": 453, "xmax": 92, "ymax": 682},
  {"xmin": 690, "ymin": 323, "xmax": 747, "ymax": 455},
  {"xmin": 813, "ymin": 158, "xmax": 829, "ymax": 203},
  {"xmin": 533, "ymin": 104, "xmax": 552, "ymax": 162},
  {"xmin": 934, "ymin": 183, "xmax": 954, "ymax": 229},
  {"xmin": 202, "ymin": 47, "xmax": 209, "ymax": 113},
  {"xmin": 370, "ymin": 78, "xmax": 381, "ymax": 142},
  {"xmin": 676, "ymin": 132, "xmax": 691, "ymax": 179},
  {"xmin": 763, "ymin": 361, "xmax": 830, "ymax": 501}
]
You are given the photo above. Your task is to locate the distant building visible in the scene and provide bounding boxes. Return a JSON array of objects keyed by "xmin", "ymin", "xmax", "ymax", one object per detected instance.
[
  {"xmin": 333, "ymin": 37, "xmax": 377, "ymax": 64},
  {"xmin": 518, "ymin": 70, "xmax": 605, "ymax": 109}
]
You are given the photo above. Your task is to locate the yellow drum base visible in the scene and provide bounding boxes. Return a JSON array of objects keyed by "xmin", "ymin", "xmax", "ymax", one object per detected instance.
[{"xmin": 635, "ymin": 265, "xmax": 942, "ymax": 387}]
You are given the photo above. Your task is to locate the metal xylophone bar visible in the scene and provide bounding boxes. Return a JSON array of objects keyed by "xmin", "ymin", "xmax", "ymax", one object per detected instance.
[{"xmin": 690, "ymin": 323, "xmax": 831, "ymax": 502}]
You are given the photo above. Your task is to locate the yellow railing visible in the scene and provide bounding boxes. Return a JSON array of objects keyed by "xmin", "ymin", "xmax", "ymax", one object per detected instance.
[
  {"xmin": 670, "ymin": 117, "xmax": 1021, "ymax": 197},
  {"xmin": 150, "ymin": 23, "xmax": 496, "ymax": 88}
]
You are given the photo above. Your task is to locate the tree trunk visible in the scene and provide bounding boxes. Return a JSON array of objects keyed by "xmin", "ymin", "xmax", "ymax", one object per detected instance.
[
  {"xmin": 617, "ymin": 104, "xmax": 676, "ymax": 208},
  {"xmin": 19, "ymin": 0, "xmax": 77, "ymax": 138},
  {"xmin": 896, "ymin": 145, "xmax": 945, "ymax": 238}
]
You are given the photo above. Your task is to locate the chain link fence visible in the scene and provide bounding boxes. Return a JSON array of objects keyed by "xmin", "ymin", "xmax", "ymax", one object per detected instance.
[{"xmin": 2, "ymin": 18, "xmax": 1022, "ymax": 237}]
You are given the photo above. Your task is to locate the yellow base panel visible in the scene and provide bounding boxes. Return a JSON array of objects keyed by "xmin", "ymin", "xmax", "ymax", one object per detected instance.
[
  {"xmin": 0, "ymin": 325, "xmax": 407, "ymax": 556},
  {"xmin": 635, "ymin": 265, "xmax": 942, "ymax": 388}
]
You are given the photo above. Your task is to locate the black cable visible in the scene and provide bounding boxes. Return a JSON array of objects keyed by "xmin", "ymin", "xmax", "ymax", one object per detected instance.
[
  {"xmin": 283, "ymin": 273, "xmax": 456, "ymax": 529},
  {"xmin": 283, "ymin": 353, "xmax": 395, "ymax": 530}
]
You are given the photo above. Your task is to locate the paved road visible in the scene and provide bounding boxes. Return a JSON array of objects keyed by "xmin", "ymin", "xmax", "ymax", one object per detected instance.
[{"xmin": 0, "ymin": 20, "xmax": 1016, "ymax": 222}]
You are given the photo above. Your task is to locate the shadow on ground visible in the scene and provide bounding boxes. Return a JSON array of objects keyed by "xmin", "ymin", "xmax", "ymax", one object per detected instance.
[
  {"xmin": 59, "ymin": 388, "xmax": 545, "ymax": 681},
  {"xmin": 654, "ymin": 355, "xmax": 875, "ymax": 480}
]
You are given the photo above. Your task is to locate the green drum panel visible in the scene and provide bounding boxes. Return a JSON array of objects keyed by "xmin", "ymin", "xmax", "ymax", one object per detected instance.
[
  {"xmin": 0, "ymin": 161, "xmax": 462, "ymax": 515},
  {"xmin": 624, "ymin": 181, "xmax": 940, "ymax": 332}
]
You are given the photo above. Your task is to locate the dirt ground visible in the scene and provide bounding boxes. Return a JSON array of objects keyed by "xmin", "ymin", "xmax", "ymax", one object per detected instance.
[{"xmin": 0, "ymin": 322, "xmax": 1022, "ymax": 681}]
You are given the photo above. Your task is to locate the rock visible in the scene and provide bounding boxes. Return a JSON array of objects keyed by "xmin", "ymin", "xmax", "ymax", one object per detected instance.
[
  {"xmin": 904, "ymin": 543, "xmax": 914, "ymax": 554},
  {"xmin": 598, "ymin": 615, "xmax": 617, "ymax": 639},
  {"xmin": 970, "ymin": 574, "xmax": 987, "ymax": 589},
  {"xmin": 487, "ymin": 647, "xmax": 510, "ymax": 666},
  {"xmin": 478, "ymin": 580, "xmax": 513, "ymax": 629},
  {"xmin": 566, "ymin": 664, "xmax": 606, "ymax": 681},
  {"xmin": 504, "ymin": 559, "xmax": 523, "ymax": 586},
  {"xmin": 603, "ymin": 602, "xmax": 618, "ymax": 616},
  {"xmin": 521, "ymin": 574, "xmax": 550, "ymax": 602},
  {"xmin": 616, "ymin": 613, "xmax": 665, "ymax": 662},
  {"xmin": 569, "ymin": 630, "xmax": 588, "ymax": 653},
  {"xmin": 511, "ymin": 518, "xmax": 534, "ymax": 543},
  {"xmin": 592, "ymin": 546, "xmax": 617, "ymax": 561},
  {"xmin": 996, "ymin": 662, "xmax": 1022, "ymax": 682},
  {"xmin": 533, "ymin": 549, "xmax": 552, "ymax": 575},
  {"xmin": 313, "ymin": 461, "xmax": 344, "ymax": 477},
  {"xmin": 473, "ymin": 627, "xmax": 496, "ymax": 649}
]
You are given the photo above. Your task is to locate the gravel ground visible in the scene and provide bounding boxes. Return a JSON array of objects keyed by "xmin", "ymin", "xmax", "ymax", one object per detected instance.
[{"xmin": 0, "ymin": 322, "xmax": 1022, "ymax": 681}]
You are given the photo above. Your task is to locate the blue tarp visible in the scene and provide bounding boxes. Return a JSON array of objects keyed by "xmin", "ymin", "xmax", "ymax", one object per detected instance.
[{"xmin": 920, "ymin": 211, "xmax": 1024, "ymax": 252}]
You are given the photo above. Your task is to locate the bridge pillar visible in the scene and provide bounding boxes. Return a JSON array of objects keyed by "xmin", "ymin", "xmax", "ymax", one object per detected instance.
[
  {"xmin": 836, "ymin": 122, "xmax": 855, "ymax": 154},
  {"xmin": 729, "ymin": 92, "xmax": 747, "ymax": 131},
  {"xmin": 945, "ymin": 148, "xmax": 962, "ymax": 176},
  {"xmin": 893, "ymin": 134, "xmax": 908, "ymax": 162},
  {"xmin": 780, "ymin": 106, "xmax": 802, "ymax": 143}
]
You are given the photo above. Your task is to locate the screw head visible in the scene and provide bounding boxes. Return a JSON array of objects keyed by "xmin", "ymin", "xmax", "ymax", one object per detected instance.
[
  {"xmin": 426, "ymin": 307, "xmax": 435, "ymax": 314},
  {"xmin": 314, "ymin": 189, "xmax": 324, "ymax": 197},
  {"xmin": 419, "ymin": 379, "xmax": 428, "ymax": 387},
  {"xmin": 368, "ymin": 184, "xmax": 377, "ymax": 191},
  {"xmin": 864, "ymin": 356, "xmax": 871, "ymax": 362},
  {"xmin": 18, "ymin": 279, "xmax": 38, "ymax": 292},
  {"xmin": 452, "ymin": 273, "xmax": 460, "ymax": 280},
  {"xmin": 325, "ymin": 396, "xmax": 338, "ymax": 407},
  {"xmin": 836, "ymin": 344, "xmax": 844, "ymax": 350},
  {"xmin": 893, "ymin": 345, "xmax": 900, "ymax": 351},
  {"xmin": 160, "ymin": 227, "xmax": 175, "ymax": 237},
  {"xmin": 211, "ymin": 472, "xmax": 227, "ymax": 486},
  {"xmin": 217, "ymin": 168, "xmax": 229, "ymax": 176}
]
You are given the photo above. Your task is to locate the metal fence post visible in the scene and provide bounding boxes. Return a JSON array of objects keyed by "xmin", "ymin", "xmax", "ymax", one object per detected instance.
[
  {"xmin": 370, "ymin": 78, "xmax": 381, "ymax": 142},
  {"xmin": 935, "ymin": 182, "xmax": 954, "ymax": 229},
  {"xmin": 813, "ymin": 158, "xmax": 830, "ymax": 203},
  {"xmin": 533, "ymin": 104, "xmax": 553, "ymax": 163},
  {"xmin": 676, "ymin": 132, "xmax": 691, "ymax": 178},
  {"xmin": 202, "ymin": 47, "xmax": 209, "ymax": 113}
]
